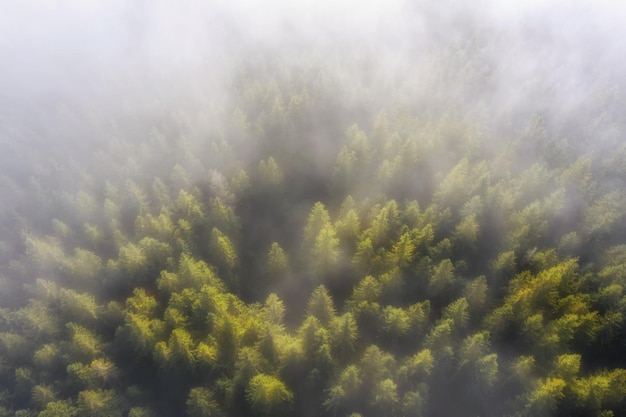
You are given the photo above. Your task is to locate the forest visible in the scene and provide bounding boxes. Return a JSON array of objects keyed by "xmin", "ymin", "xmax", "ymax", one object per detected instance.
[{"xmin": 1, "ymin": 1, "xmax": 626, "ymax": 417}]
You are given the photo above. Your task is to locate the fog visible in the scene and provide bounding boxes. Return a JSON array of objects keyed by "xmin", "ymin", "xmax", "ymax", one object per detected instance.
[
  {"xmin": 2, "ymin": 0, "xmax": 625, "ymax": 167},
  {"xmin": 1, "ymin": 1, "xmax": 626, "ymax": 416}
]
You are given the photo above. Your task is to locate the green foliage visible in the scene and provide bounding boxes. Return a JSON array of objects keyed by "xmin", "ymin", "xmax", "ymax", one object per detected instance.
[
  {"xmin": 553, "ymin": 354, "xmax": 580, "ymax": 381},
  {"xmin": 429, "ymin": 258, "xmax": 455, "ymax": 296},
  {"xmin": 33, "ymin": 344, "xmax": 63, "ymax": 372},
  {"xmin": 307, "ymin": 286, "xmax": 336, "ymax": 326},
  {"xmin": 25, "ymin": 235, "xmax": 64, "ymax": 271},
  {"xmin": 454, "ymin": 214, "xmax": 479, "ymax": 248},
  {"xmin": 303, "ymin": 202, "xmax": 332, "ymax": 249},
  {"xmin": 424, "ymin": 319, "xmax": 454, "ymax": 360},
  {"xmin": 462, "ymin": 276, "xmax": 488, "ymax": 317},
  {"xmin": 349, "ymin": 276, "xmax": 382, "ymax": 305},
  {"xmin": 38, "ymin": 400, "xmax": 79, "ymax": 417},
  {"xmin": 2, "ymin": 43, "xmax": 626, "ymax": 417},
  {"xmin": 126, "ymin": 288, "xmax": 158, "ymax": 317},
  {"xmin": 347, "ymin": 276, "xmax": 382, "ymax": 323},
  {"xmin": 164, "ymin": 328, "xmax": 196, "ymax": 369},
  {"xmin": 442, "ymin": 298, "xmax": 469, "ymax": 331},
  {"xmin": 493, "ymin": 250, "xmax": 516, "ymax": 276},
  {"xmin": 352, "ymin": 237, "xmax": 376, "ymax": 271},
  {"xmin": 335, "ymin": 208, "xmax": 360, "ymax": 245},
  {"xmin": 330, "ymin": 313, "xmax": 358, "ymax": 363},
  {"xmin": 401, "ymin": 349, "xmax": 434, "ymax": 381},
  {"xmin": 66, "ymin": 323, "xmax": 102, "ymax": 362},
  {"xmin": 434, "ymin": 158, "xmax": 488, "ymax": 211},
  {"xmin": 524, "ymin": 377, "xmax": 567, "ymax": 417},
  {"xmin": 210, "ymin": 228, "xmax": 238, "ymax": 271},
  {"xmin": 58, "ymin": 289, "xmax": 98, "ymax": 324},
  {"xmin": 209, "ymin": 198, "xmax": 240, "ymax": 238},
  {"xmin": 388, "ymin": 232, "xmax": 415, "ymax": 269},
  {"xmin": 175, "ymin": 190, "xmax": 205, "ymax": 225},
  {"xmin": 31, "ymin": 384, "xmax": 56, "ymax": 409},
  {"xmin": 187, "ymin": 387, "xmax": 222, "ymax": 417},
  {"xmin": 119, "ymin": 311, "xmax": 164, "ymax": 357},
  {"xmin": 159, "ymin": 254, "xmax": 225, "ymax": 294},
  {"xmin": 117, "ymin": 242, "xmax": 148, "ymax": 275},
  {"xmin": 360, "ymin": 345, "xmax": 396, "ymax": 385},
  {"xmin": 62, "ymin": 249, "xmax": 103, "ymax": 287},
  {"xmin": 263, "ymin": 293, "xmax": 286, "ymax": 326},
  {"xmin": 363, "ymin": 200, "xmax": 400, "ymax": 248},
  {"xmin": 246, "ymin": 374, "xmax": 293, "ymax": 415},
  {"xmin": 476, "ymin": 353, "xmax": 498, "ymax": 388},
  {"xmin": 298, "ymin": 316, "xmax": 332, "ymax": 366},
  {"xmin": 76, "ymin": 389, "xmax": 122, "ymax": 417},
  {"xmin": 265, "ymin": 243, "xmax": 290, "ymax": 282},
  {"xmin": 584, "ymin": 191, "xmax": 626, "ymax": 236},
  {"xmin": 311, "ymin": 223, "xmax": 341, "ymax": 278},
  {"xmin": 381, "ymin": 306, "xmax": 410, "ymax": 337},
  {"xmin": 258, "ymin": 157, "xmax": 284, "ymax": 186},
  {"xmin": 128, "ymin": 407, "xmax": 155, "ymax": 417},
  {"xmin": 15, "ymin": 300, "xmax": 60, "ymax": 340}
]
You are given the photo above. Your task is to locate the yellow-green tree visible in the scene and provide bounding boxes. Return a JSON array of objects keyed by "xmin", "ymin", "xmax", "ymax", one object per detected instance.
[{"xmin": 246, "ymin": 374, "xmax": 293, "ymax": 415}]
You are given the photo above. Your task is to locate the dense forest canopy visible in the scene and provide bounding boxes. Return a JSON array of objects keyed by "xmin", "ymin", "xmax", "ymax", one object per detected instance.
[{"xmin": 2, "ymin": 1, "xmax": 626, "ymax": 416}]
